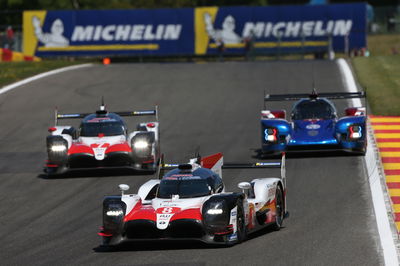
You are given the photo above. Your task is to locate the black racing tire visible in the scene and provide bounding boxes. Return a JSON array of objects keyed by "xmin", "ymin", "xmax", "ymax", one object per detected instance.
[
  {"xmin": 236, "ymin": 200, "xmax": 247, "ymax": 244},
  {"xmin": 272, "ymin": 186, "xmax": 284, "ymax": 231}
]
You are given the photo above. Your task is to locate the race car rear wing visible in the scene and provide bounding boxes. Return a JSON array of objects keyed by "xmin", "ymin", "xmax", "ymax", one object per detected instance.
[
  {"xmin": 158, "ymin": 153, "xmax": 286, "ymax": 181},
  {"xmin": 222, "ymin": 153, "xmax": 286, "ymax": 181},
  {"xmin": 54, "ymin": 106, "xmax": 158, "ymax": 125},
  {"xmin": 264, "ymin": 91, "xmax": 365, "ymax": 102}
]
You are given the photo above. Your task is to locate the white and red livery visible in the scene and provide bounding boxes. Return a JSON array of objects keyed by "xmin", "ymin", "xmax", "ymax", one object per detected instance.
[
  {"xmin": 99, "ymin": 153, "xmax": 288, "ymax": 247},
  {"xmin": 45, "ymin": 103, "xmax": 159, "ymax": 176}
]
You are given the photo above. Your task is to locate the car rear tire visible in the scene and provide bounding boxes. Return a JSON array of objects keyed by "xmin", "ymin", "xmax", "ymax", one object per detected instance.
[
  {"xmin": 272, "ymin": 186, "xmax": 284, "ymax": 231},
  {"xmin": 236, "ymin": 200, "xmax": 247, "ymax": 243}
]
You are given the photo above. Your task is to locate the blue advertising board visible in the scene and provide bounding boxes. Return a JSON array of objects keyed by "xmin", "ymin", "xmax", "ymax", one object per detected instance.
[{"xmin": 23, "ymin": 4, "xmax": 366, "ymax": 57}]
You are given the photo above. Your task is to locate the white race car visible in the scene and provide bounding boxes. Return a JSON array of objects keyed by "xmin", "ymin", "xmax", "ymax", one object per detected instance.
[
  {"xmin": 99, "ymin": 153, "xmax": 288, "ymax": 247},
  {"xmin": 45, "ymin": 102, "xmax": 160, "ymax": 176}
]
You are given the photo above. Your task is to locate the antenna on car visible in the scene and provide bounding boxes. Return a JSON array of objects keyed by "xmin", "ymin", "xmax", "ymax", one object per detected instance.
[
  {"xmin": 309, "ymin": 87, "xmax": 318, "ymax": 99},
  {"xmin": 96, "ymin": 96, "xmax": 107, "ymax": 115},
  {"xmin": 100, "ymin": 96, "xmax": 105, "ymax": 111},
  {"xmin": 157, "ymin": 154, "xmax": 165, "ymax": 180},
  {"xmin": 194, "ymin": 146, "xmax": 201, "ymax": 164}
]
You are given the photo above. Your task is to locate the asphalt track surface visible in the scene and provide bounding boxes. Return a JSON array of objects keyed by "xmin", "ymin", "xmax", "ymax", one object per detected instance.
[{"xmin": 0, "ymin": 60, "xmax": 382, "ymax": 265}]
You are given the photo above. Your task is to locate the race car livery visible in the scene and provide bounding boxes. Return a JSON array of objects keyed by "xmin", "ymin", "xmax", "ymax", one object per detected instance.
[
  {"xmin": 260, "ymin": 89, "xmax": 367, "ymax": 155},
  {"xmin": 99, "ymin": 153, "xmax": 288, "ymax": 246},
  {"xmin": 45, "ymin": 103, "xmax": 160, "ymax": 175}
]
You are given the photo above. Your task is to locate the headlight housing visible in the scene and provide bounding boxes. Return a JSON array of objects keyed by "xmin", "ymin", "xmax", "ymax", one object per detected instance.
[
  {"xmin": 106, "ymin": 210, "xmax": 124, "ymax": 216},
  {"xmin": 133, "ymin": 140, "xmax": 149, "ymax": 149},
  {"xmin": 349, "ymin": 124, "xmax": 362, "ymax": 139},
  {"xmin": 207, "ymin": 208, "xmax": 223, "ymax": 215},
  {"xmin": 264, "ymin": 127, "xmax": 278, "ymax": 142},
  {"xmin": 51, "ymin": 145, "xmax": 67, "ymax": 152}
]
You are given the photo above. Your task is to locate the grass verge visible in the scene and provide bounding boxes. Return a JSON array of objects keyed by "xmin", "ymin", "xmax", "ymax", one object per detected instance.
[
  {"xmin": 352, "ymin": 55, "xmax": 400, "ymax": 115},
  {"xmin": 0, "ymin": 60, "xmax": 92, "ymax": 88}
]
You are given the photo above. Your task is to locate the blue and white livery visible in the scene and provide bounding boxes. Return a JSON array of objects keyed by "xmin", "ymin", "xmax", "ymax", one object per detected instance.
[{"xmin": 260, "ymin": 89, "xmax": 367, "ymax": 155}]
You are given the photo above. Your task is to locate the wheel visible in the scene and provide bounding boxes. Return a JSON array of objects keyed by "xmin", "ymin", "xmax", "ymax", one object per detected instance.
[
  {"xmin": 272, "ymin": 186, "xmax": 284, "ymax": 231},
  {"xmin": 236, "ymin": 200, "xmax": 247, "ymax": 243}
]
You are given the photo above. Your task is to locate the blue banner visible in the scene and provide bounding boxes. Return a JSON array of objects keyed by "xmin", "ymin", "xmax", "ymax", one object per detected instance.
[
  {"xmin": 24, "ymin": 9, "xmax": 194, "ymax": 57},
  {"xmin": 23, "ymin": 4, "xmax": 366, "ymax": 57}
]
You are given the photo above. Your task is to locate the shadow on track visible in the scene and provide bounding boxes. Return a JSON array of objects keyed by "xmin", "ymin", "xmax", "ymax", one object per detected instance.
[
  {"xmin": 93, "ymin": 225, "xmax": 284, "ymax": 253},
  {"xmin": 252, "ymin": 148, "xmax": 364, "ymax": 160},
  {"xmin": 37, "ymin": 168, "xmax": 155, "ymax": 180},
  {"xmin": 93, "ymin": 240, "xmax": 215, "ymax": 253}
]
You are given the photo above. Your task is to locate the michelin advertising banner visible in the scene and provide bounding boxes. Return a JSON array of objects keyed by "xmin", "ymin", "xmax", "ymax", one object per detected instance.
[{"xmin": 23, "ymin": 4, "xmax": 366, "ymax": 57}]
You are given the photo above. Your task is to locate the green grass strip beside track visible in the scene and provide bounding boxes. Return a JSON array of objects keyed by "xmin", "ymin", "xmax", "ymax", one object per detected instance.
[
  {"xmin": 352, "ymin": 55, "xmax": 400, "ymax": 116},
  {"xmin": 0, "ymin": 61, "xmax": 88, "ymax": 88}
]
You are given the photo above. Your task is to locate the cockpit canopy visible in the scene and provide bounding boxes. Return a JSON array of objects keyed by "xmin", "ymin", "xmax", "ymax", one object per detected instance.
[
  {"xmin": 79, "ymin": 113, "xmax": 126, "ymax": 137},
  {"xmin": 291, "ymin": 98, "xmax": 337, "ymax": 120},
  {"xmin": 157, "ymin": 168, "xmax": 223, "ymax": 199}
]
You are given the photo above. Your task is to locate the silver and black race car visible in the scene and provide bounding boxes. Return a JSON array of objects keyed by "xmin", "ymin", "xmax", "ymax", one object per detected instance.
[
  {"xmin": 99, "ymin": 153, "xmax": 288, "ymax": 247},
  {"xmin": 45, "ymin": 102, "xmax": 160, "ymax": 176}
]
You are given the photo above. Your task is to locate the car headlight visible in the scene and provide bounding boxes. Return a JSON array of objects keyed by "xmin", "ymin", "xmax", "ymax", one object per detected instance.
[
  {"xmin": 349, "ymin": 125, "xmax": 362, "ymax": 139},
  {"xmin": 264, "ymin": 128, "xmax": 278, "ymax": 142},
  {"xmin": 207, "ymin": 208, "xmax": 223, "ymax": 215},
  {"xmin": 51, "ymin": 145, "xmax": 67, "ymax": 152},
  {"xmin": 133, "ymin": 140, "xmax": 149, "ymax": 149},
  {"xmin": 106, "ymin": 210, "xmax": 124, "ymax": 216}
]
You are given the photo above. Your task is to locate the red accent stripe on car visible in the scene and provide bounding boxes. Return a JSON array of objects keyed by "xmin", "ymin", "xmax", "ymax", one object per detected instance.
[
  {"xmin": 106, "ymin": 143, "xmax": 132, "ymax": 153},
  {"xmin": 98, "ymin": 232, "xmax": 112, "ymax": 237},
  {"xmin": 201, "ymin": 153, "xmax": 223, "ymax": 169},
  {"xmin": 170, "ymin": 208, "xmax": 202, "ymax": 221},
  {"xmin": 124, "ymin": 204, "xmax": 155, "ymax": 222},
  {"xmin": 68, "ymin": 144, "xmax": 94, "ymax": 155}
]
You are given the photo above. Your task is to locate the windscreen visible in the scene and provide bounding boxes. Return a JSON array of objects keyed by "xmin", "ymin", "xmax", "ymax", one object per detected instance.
[
  {"xmin": 292, "ymin": 100, "xmax": 336, "ymax": 120},
  {"xmin": 157, "ymin": 178, "xmax": 211, "ymax": 199},
  {"xmin": 80, "ymin": 121, "xmax": 125, "ymax": 137}
]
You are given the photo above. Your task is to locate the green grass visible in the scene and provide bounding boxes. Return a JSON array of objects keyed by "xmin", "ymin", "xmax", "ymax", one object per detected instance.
[
  {"xmin": 367, "ymin": 34, "xmax": 400, "ymax": 56},
  {"xmin": 352, "ymin": 55, "xmax": 400, "ymax": 115},
  {"xmin": 351, "ymin": 33, "xmax": 400, "ymax": 115},
  {"xmin": 0, "ymin": 60, "xmax": 92, "ymax": 88}
]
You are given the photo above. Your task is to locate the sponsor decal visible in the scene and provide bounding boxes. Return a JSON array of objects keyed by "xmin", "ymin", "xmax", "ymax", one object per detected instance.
[
  {"xmin": 229, "ymin": 206, "xmax": 238, "ymax": 233},
  {"xmin": 71, "ymin": 25, "xmax": 181, "ymax": 42},
  {"xmin": 268, "ymin": 188, "xmax": 275, "ymax": 198},
  {"xmin": 91, "ymin": 143, "xmax": 110, "ymax": 160},
  {"xmin": 93, "ymin": 147, "xmax": 107, "ymax": 160},
  {"xmin": 306, "ymin": 124, "xmax": 321, "ymax": 130},
  {"xmin": 155, "ymin": 207, "xmax": 181, "ymax": 230},
  {"xmin": 87, "ymin": 117, "xmax": 116, "ymax": 123},
  {"xmin": 228, "ymin": 232, "xmax": 238, "ymax": 241}
]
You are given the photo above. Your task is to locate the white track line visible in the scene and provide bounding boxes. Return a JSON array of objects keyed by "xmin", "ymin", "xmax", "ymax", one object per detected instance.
[
  {"xmin": 337, "ymin": 58, "xmax": 399, "ymax": 266},
  {"xmin": 0, "ymin": 63, "xmax": 93, "ymax": 95}
]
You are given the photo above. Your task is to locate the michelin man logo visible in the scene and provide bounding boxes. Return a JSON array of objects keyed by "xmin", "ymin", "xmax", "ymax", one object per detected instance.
[
  {"xmin": 32, "ymin": 16, "xmax": 69, "ymax": 47},
  {"xmin": 204, "ymin": 13, "xmax": 242, "ymax": 44}
]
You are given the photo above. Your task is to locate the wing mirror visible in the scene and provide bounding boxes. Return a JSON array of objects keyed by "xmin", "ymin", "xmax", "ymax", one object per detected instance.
[
  {"xmin": 118, "ymin": 184, "xmax": 130, "ymax": 195},
  {"xmin": 238, "ymin": 182, "xmax": 251, "ymax": 193}
]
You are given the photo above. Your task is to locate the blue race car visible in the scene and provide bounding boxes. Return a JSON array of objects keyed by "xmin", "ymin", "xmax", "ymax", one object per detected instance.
[{"xmin": 260, "ymin": 89, "xmax": 367, "ymax": 156}]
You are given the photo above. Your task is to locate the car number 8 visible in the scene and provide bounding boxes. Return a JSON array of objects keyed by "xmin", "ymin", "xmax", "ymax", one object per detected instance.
[{"xmin": 162, "ymin": 207, "xmax": 173, "ymax": 214}]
